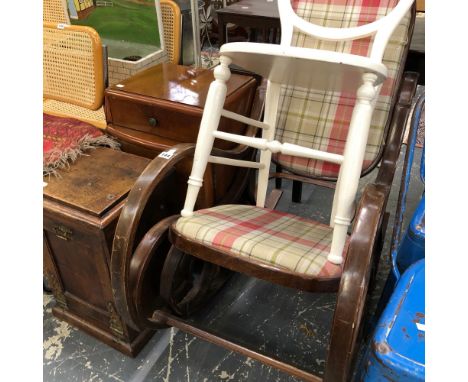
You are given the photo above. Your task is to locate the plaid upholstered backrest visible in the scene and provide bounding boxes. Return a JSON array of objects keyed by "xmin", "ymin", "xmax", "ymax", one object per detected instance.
[
  {"xmin": 43, "ymin": 23, "xmax": 104, "ymax": 111},
  {"xmin": 274, "ymin": 0, "xmax": 413, "ymax": 179}
]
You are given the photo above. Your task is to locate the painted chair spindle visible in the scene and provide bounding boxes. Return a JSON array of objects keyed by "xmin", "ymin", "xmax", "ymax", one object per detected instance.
[
  {"xmin": 329, "ymin": 73, "xmax": 379, "ymax": 263},
  {"xmin": 181, "ymin": 56, "xmax": 232, "ymax": 217}
]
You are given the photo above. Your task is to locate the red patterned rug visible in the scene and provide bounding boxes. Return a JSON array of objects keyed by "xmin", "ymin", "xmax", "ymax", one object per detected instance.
[{"xmin": 43, "ymin": 113, "xmax": 120, "ymax": 176}]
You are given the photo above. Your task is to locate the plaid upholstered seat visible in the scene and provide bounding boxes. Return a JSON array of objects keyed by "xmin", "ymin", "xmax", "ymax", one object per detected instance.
[
  {"xmin": 273, "ymin": 0, "xmax": 412, "ymax": 178},
  {"xmin": 173, "ymin": 204, "xmax": 348, "ymax": 277}
]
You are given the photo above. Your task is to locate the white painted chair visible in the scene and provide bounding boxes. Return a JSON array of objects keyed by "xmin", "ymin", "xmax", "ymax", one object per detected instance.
[{"xmin": 176, "ymin": 0, "xmax": 414, "ymax": 266}]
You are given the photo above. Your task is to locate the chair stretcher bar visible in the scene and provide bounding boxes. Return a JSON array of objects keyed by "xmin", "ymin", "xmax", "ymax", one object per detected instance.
[
  {"xmin": 212, "ymin": 131, "xmax": 344, "ymax": 165},
  {"xmin": 220, "ymin": 109, "xmax": 270, "ymax": 130},
  {"xmin": 208, "ymin": 156, "xmax": 265, "ymax": 169}
]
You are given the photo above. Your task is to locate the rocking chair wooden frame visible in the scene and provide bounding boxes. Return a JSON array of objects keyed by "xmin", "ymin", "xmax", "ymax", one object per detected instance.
[
  {"xmin": 110, "ymin": 74, "xmax": 418, "ymax": 382},
  {"xmin": 111, "ymin": 1, "xmax": 418, "ymax": 380}
]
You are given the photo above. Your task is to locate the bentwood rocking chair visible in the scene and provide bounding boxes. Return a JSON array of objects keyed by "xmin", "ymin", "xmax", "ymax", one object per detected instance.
[{"xmin": 111, "ymin": 1, "xmax": 418, "ymax": 381}]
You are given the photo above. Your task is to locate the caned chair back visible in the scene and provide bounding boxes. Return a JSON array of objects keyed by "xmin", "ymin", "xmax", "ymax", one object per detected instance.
[
  {"xmin": 160, "ymin": 0, "xmax": 182, "ymax": 64},
  {"xmin": 274, "ymin": 0, "xmax": 413, "ymax": 178},
  {"xmin": 43, "ymin": 0, "xmax": 70, "ymax": 24},
  {"xmin": 43, "ymin": 22, "xmax": 104, "ymax": 111}
]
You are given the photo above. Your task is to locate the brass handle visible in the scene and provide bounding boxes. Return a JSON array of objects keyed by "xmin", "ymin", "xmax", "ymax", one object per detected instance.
[
  {"xmin": 148, "ymin": 117, "xmax": 159, "ymax": 127},
  {"xmin": 53, "ymin": 225, "xmax": 73, "ymax": 241}
]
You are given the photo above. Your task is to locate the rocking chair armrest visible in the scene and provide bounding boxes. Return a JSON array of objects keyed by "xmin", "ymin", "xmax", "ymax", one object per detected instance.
[
  {"xmin": 376, "ymin": 71, "xmax": 419, "ymax": 188},
  {"xmin": 325, "ymin": 183, "xmax": 388, "ymax": 381},
  {"xmin": 111, "ymin": 143, "xmax": 195, "ymax": 330}
]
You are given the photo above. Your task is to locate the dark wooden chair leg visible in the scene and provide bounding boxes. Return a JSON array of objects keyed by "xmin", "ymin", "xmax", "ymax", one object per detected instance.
[
  {"xmin": 292, "ymin": 180, "xmax": 302, "ymax": 203},
  {"xmin": 275, "ymin": 164, "xmax": 283, "ymax": 189},
  {"xmin": 272, "ymin": 28, "xmax": 277, "ymax": 43},
  {"xmin": 262, "ymin": 28, "xmax": 268, "ymax": 43},
  {"xmin": 250, "ymin": 28, "xmax": 258, "ymax": 42}
]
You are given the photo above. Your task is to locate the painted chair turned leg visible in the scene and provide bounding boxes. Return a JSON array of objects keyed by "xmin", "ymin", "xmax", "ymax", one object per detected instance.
[
  {"xmin": 328, "ymin": 73, "xmax": 378, "ymax": 264},
  {"xmin": 256, "ymin": 81, "xmax": 281, "ymax": 207},
  {"xmin": 181, "ymin": 56, "xmax": 232, "ymax": 217}
]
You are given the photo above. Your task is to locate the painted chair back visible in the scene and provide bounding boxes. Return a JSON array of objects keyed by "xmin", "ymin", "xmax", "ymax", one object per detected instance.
[{"xmin": 274, "ymin": 0, "xmax": 413, "ymax": 179}]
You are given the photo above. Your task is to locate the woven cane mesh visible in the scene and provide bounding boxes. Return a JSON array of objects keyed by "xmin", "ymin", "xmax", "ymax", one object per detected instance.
[
  {"xmin": 43, "ymin": 99, "xmax": 107, "ymax": 130},
  {"xmin": 161, "ymin": 0, "xmax": 181, "ymax": 64},
  {"xmin": 43, "ymin": 22, "xmax": 104, "ymax": 110},
  {"xmin": 43, "ymin": 0, "xmax": 70, "ymax": 24}
]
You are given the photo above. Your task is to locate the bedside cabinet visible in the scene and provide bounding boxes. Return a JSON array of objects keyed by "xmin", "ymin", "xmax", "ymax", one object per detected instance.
[
  {"xmin": 105, "ymin": 63, "xmax": 258, "ymax": 153},
  {"xmin": 104, "ymin": 63, "xmax": 260, "ymax": 207}
]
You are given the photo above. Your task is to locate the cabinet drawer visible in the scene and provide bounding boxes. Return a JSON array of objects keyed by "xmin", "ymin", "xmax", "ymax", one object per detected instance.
[
  {"xmin": 108, "ymin": 96, "xmax": 202, "ymax": 143},
  {"xmin": 106, "ymin": 76, "xmax": 257, "ymax": 149}
]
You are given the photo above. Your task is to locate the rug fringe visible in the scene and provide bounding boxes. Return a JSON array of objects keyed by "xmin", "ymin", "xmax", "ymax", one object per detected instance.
[{"xmin": 43, "ymin": 134, "xmax": 120, "ymax": 177}]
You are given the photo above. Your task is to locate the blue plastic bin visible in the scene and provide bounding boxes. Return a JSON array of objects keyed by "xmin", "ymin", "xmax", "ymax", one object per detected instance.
[{"xmin": 361, "ymin": 259, "xmax": 425, "ymax": 381}]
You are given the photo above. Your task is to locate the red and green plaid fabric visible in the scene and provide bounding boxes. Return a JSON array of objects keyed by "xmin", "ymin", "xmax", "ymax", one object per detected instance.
[
  {"xmin": 273, "ymin": 0, "xmax": 412, "ymax": 178},
  {"xmin": 174, "ymin": 204, "xmax": 348, "ymax": 277}
]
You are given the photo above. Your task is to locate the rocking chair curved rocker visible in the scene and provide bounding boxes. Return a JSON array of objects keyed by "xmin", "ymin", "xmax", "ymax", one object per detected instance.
[{"xmin": 111, "ymin": 1, "xmax": 418, "ymax": 381}]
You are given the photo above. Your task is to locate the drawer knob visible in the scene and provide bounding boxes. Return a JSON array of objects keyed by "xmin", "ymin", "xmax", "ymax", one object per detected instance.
[{"xmin": 148, "ymin": 117, "xmax": 159, "ymax": 127}]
